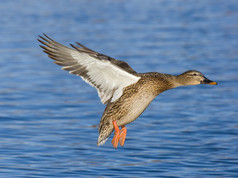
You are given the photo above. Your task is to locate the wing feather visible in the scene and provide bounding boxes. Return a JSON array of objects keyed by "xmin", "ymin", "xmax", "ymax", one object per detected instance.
[{"xmin": 38, "ymin": 34, "xmax": 140, "ymax": 104}]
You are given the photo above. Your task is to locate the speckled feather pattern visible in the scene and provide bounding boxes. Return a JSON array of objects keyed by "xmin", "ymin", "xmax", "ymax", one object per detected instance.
[{"xmin": 97, "ymin": 72, "xmax": 176, "ymax": 145}]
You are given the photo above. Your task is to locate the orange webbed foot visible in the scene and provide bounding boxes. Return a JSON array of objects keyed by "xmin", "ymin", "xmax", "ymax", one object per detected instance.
[
  {"xmin": 111, "ymin": 120, "xmax": 120, "ymax": 149},
  {"xmin": 119, "ymin": 126, "xmax": 127, "ymax": 146},
  {"xmin": 111, "ymin": 120, "xmax": 127, "ymax": 149}
]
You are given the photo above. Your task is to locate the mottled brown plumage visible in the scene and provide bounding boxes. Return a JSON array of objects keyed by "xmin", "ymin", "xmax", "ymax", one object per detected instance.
[
  {"xmin": 38, "ymin": 34, "xmax": 217, "ymax": 148},
  {"xmin": 97, "ymin": 72, "xmax": 176, "ymax": 145}
]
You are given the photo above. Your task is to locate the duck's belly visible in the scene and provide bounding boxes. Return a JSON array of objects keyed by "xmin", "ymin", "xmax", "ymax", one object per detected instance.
[{"xmin": 117, "ymin": 93, "xmax": 156, "ymax": 126}]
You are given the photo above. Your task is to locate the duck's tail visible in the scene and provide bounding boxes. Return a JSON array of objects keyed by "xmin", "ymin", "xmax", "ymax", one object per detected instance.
[{"xmin": 97, "ymin": 119, "xmax": 114, "ymax": 146}]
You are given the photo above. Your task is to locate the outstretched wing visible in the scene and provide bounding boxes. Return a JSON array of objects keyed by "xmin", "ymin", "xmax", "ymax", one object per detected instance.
[{"xmin": 38, "ymin": 34, "xmax": 140, "ymax": 104}]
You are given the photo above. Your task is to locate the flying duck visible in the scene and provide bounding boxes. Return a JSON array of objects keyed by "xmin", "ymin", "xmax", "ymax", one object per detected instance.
[{"xmin": 38, "ymin": 34, "xmax": 217, "ymax": 149}]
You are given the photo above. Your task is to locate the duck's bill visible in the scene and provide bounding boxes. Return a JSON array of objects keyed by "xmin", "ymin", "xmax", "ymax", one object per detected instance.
[{"xmin": 201, "ymin": 78, "xmax": 218, "ymax": 85}]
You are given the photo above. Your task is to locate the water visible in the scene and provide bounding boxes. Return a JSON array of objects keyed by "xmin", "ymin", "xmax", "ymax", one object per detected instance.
[{"xmin": 0, "ymin": 0, "xmax": 238, "ymax": 177}]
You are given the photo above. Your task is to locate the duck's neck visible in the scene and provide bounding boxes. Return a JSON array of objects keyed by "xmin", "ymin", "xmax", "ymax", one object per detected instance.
[{"xmin": 167, "ymin": 74, "xmax": 187, "ymax": 88}]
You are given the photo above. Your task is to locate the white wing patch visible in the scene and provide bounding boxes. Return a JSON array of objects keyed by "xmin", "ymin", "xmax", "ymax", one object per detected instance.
[{"xmin": 70, "ymin": 51, "xmax": 140, "ymax": 104}]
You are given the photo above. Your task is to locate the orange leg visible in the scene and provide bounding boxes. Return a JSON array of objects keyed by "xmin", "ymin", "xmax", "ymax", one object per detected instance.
[
  {"xmin": 119, "ymin": 126, "xmax": 127, "ymax": 147},
  {"xmin": 111, "ymin": 120, "xmax": 120, "ymax": 149},
  {"xmin": 111, "ymin": 120, "xmax": 127, "ymax": 149}
]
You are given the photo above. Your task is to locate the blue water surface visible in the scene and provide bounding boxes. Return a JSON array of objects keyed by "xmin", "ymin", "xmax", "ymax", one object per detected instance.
[{"xmin": 0, "ymin": 0, "xmax": 238, "ymax": 177}]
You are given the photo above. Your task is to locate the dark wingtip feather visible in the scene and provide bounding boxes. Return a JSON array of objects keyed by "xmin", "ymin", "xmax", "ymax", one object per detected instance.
[
  {"xmin": 43, "ymin": 33, "xmax": 54, "ymax": 41},
  {"xmin": 38, "ymin": 39, "xmax": 48, "ymax": 46},
  {"xmin": 75, "ymin": 42, "xmax": 93, "ymax": 51},
  {"xmin": 70, "ymin": 44, "xmax": 78, "ymax": 50},
  {"xmin": 39, "ymin": 44, "xmax": 45, "ymax": 49},
  {"xmin": 38, "ymin": 33, "xmax": 53, "ymax": 44}
]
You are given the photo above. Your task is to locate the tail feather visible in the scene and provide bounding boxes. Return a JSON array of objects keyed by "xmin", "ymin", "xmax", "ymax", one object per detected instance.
[
  {"xmin": 97, "ymin": 120, "xmax": 114, "ymax": 146},
  {"xmin": 97, "ymin": 134, "xmax": 110, "ymax": 146}
]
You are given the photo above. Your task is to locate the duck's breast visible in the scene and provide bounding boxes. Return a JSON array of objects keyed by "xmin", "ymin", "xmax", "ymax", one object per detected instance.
[{"xmin": 116, "ymin": 84, "xmax": 157, "ymax": 126}]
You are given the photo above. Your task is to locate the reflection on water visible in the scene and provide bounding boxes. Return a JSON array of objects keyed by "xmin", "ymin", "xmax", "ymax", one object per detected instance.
[{"xmin": 0, "ymin": 0, "xmax": 238, "ymax": 177}]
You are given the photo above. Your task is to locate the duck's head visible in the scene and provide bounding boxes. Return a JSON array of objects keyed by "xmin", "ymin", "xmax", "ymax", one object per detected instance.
[{"xmin": 177, "ymin": 70, "xmax": 217, "ymax": 86}]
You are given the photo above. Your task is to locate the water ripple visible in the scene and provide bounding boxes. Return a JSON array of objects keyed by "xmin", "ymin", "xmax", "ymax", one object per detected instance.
[{"xmin": 0, "ymin": 0, "xmax": 238, "ymax": 177}]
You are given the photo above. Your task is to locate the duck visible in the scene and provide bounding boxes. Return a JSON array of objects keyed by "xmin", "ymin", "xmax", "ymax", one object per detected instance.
[{"xmin": 38, "ymin": 34, "xmax": 217, "ymax": 149}]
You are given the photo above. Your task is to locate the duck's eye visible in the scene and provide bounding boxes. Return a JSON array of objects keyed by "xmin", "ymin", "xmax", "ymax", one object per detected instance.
[{"xmin": 192, "ymin": 73, "xmax": 198, "ymax": 76}]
